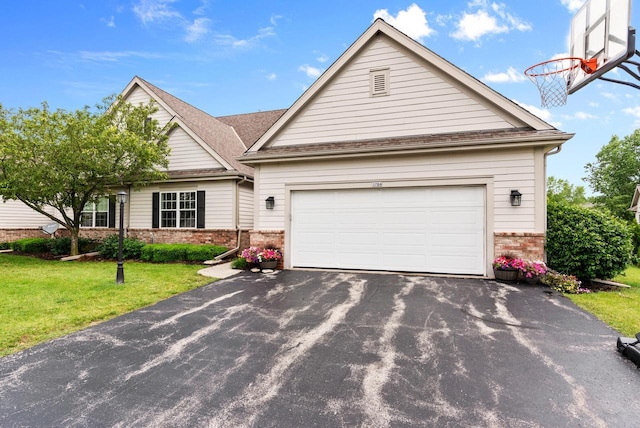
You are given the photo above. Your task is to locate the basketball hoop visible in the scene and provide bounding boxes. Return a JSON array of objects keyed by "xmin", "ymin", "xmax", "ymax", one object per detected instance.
[{"xmin": 525, "ymin": 57, "xmax": 598, "ymax": 108}]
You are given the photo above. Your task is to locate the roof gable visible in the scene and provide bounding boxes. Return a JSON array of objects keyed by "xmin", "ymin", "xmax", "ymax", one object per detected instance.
[
  {"xmin": 249, "ymin": 19, "xmax": 556, "ymax": 154},
  {"xmin": 120, "ymin": 76, "xmax": 252, "ymax": 176}
]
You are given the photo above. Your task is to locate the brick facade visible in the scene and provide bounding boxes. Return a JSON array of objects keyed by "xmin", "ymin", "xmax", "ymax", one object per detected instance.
[
  {"xmin": 249, "ymin": 230, "xmax": 285, "ymax": 269},
  {"xmin": 0, "ymin": 229, "xmax": 50, "ymax": 242},
  {"xmin": 494, "ymin": 232, "xmax": 545, "ymax": 261},
  {"xmin": 0, "ymin": 227, "xmax": 247, "ymax": 254}
]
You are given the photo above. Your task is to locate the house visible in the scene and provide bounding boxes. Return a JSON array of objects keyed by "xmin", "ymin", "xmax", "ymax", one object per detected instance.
[
  {"xmin": 0, "ymin": 76, "xmax": 286, "ymax": 250},
  {"xmin": 630, "ymin": 185, "xmax": 640, "ymax": 223},
  {"xmin": 239, "ymin": 19, "xmax": 573, "ymax": 276}
]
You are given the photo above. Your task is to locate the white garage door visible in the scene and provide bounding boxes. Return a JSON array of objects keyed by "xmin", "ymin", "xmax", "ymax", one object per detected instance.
[{"xmin": 291, "ymin": 186, "xmax": 485, "ymax": 275}]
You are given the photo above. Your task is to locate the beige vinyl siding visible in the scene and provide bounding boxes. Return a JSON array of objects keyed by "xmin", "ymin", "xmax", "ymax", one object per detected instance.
[
  {"xmin": 238, "ymin": 182, "xmax": 254, "ymax": 229},
  {"xmin": 167, "ymin": 127, "xmax": 223, "ymax": 171},
  {"xmin": 0, "ymin": 197, "xmax": 57, "ymax": 228},
  {"xmin": 270, "ymin": 36, "xmax": 514, "ymax": 147},
  {"xmin": 129, "ymin": 181, "xmax": 234, "ymax": 229},
  {"xmin": 125, "ymin": 86, "xmax": 174, "ymax": 128},
  {"xmin": 255, "ymin": 148, "xmax": 539, "ymax": 232}
]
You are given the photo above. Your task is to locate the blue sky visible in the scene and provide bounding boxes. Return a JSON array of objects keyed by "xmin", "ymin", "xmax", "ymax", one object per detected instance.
[{"xmin": 1, "ymin": 0, "xmax": 639, "ymax": 192}]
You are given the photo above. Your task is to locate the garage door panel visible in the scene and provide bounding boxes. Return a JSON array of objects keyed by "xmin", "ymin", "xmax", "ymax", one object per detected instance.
[
  {"xmin": 292, "ymin": 187, "xmax": 485, "ymax": 275},
  {"xmin": 338, "ymin": 211, "xmax": 378, "ymax": 225},
  {"xmin": 381, "ymin": 232, "xmax": 427, "ymax": 247}
]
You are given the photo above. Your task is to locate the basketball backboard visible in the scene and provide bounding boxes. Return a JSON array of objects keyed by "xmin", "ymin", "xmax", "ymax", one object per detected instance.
[{"xmin": 568, "ymin": 0, "xmax": 635, "ymax": 93}]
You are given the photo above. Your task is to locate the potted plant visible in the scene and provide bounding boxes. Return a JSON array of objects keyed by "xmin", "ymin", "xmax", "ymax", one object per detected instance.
[
  {"xmin": 257, "ymin": 248, "xmax": 282, "ymax": 270},
  {"xmin": 240, "ymin": 246, "xmax": 261, "ymax": 267},
  {"xmin": 519, "ymin": 260, "xmax": 548, "ymax": 285},
  {"xmin": 492, "ymin": 255, "xmax": 520, "ymax": 281}
]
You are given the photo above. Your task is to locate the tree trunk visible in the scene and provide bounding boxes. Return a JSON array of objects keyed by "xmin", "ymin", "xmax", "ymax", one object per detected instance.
[{"xmin": 70, "ymin": 228, "xmax": 80, "ymax": 256}]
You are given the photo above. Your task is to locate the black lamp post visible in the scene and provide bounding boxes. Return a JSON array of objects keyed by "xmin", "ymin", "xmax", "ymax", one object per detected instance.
[{"xmin": 116, "ymin": 190, "xmax": 127, "ymax": 284}]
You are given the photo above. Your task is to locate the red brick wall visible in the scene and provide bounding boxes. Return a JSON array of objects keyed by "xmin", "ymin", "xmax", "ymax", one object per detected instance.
[
  {"xmin": 0, "ymin": 229, "xmax": 49, "ymax": 242},
  {"xmin": 494, "ymin": 232, "xmax": 545, "ymax": 261},
  {"xmin": 249, "ymin": 230, "xmax": 285, "ymax": 268},
  {"xmin": 0, "ymin": 227, "xmax": 246, "ymax": 252}
]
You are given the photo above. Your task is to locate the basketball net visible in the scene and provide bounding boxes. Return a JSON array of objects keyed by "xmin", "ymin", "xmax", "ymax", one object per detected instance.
[{"xmin": 525, "ymin": 57, "xmax": 597, "ymax": 108}]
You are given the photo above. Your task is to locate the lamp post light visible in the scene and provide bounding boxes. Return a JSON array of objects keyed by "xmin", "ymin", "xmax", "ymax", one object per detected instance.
[{"xmin": 116, "ymin": 191, "xmax": 127, "ymax": 284}]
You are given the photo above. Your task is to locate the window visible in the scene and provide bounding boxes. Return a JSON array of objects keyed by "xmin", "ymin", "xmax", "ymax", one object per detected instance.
[
  {"xmin": 161, "ymin": 191, "xmax": 197, "ymax": 228},
  {"xmin": 81, "ymin": 198, "xmax": 109, "ymax": 228},
  {"xmin": 370, "ymin": 68, "xmax": 390, "ymax": 96}
]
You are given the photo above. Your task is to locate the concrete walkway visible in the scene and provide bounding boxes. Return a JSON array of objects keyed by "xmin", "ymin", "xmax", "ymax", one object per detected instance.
[{"xmin": 197, "ymin": 261, "xmax": 242, "ymax": 279}]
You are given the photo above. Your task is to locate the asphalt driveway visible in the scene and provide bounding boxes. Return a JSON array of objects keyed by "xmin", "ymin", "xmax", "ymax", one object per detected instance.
[{"xmin": 1, "ymin": 270, "xmax": 638, "ymax": 427}]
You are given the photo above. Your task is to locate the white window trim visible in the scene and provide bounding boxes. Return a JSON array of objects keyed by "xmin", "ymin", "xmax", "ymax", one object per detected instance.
[
  {"xmin": 160, "ymin": 191, "xmax": 197, "ymax": 229},
  {"xmin": 80, "ymin": 198, "xmax": 109, "ymax": 228}
]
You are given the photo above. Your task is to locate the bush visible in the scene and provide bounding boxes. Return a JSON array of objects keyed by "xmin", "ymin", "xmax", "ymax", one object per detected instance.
[
  {"xmin": 546, "ymin": 201, "xmax": 633, "ymax": 280},
  {"xmin": 48, "ymin": 237, "xmax": 98, "ymax": 256},
  {"xmin": 97, "ymin": 235, "xmax": 146, "ymax": 260},
  {"xmin": 11, "ymin": 238, "xmax": 51, "ymax": 253},
  {"xmin": 0, "ymin": 242, "xmax": 10, "ymax": 250},
  {"xmin": 231, "ymin": 257, "xmax": 249, "ymax": 270},
  {"xmin": 140, "ymin": 243, "xmax": 228, "ymax": 263}
]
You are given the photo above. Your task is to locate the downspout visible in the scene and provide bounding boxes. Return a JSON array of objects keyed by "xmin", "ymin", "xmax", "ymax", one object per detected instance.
[
  {"xmin": 542, "ymin": 144, "xmax": 563, "ymax": 263},
  {"xmin": 214, "ymin": 176, "xmax": 248, "ymax": 260}
]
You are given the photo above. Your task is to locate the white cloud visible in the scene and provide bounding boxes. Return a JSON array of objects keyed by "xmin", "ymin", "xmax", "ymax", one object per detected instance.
[
  {"xmin": 78, "ymin": 50, "xmax": 164, "ymax": 62},
  {"xmin": 316, "ymin": 54, "xmax": 329, "ymax": 63},
  {"xmin": 573, "ymin": 111, "xmax": 597, "ymax": 120},
  {"xmin": 299, "ymin": 64, "xmax": 323, "ymax": 79},
  {"xmin": 101, "ymin": 16, "xmax": 116, "ymax": 28},
  {"xmin": 373, "ymin": 3, "xmax": 435, "ymax": 43},
  {"xmin": 451, "ymin": 2, "xmax": 531, "ymax": 42},
  {"xmin": 270, "ymin": 14, "xmax": 282, "ymax": 26},
  {"xmin": 561, "ymin": 0, "xmax": 586, "ymax": 13},
  {"xmin": 133, "ymin": 0, "xmax": 181, "ymax": 25},
  {"xmin": 483, "ymin": 66, "xmax": 526, "ymax": 83},
  {"xmin": 215, "ymin": 26, "xmax": 276, "ymax": 48},
  {"xmin": 623, "ymin": 106, "xmax": 640, "ymax": 118},
  {"xmin": 266, "ymin": 73, "xmax": 277, "ymax": 81},
  {"xmin": 515, "ymin": 100, "xmax": 562, "ymax": 127},
  {"xmin": 185, "ymin": 17, "xmax": 210, "ymax": 42}
]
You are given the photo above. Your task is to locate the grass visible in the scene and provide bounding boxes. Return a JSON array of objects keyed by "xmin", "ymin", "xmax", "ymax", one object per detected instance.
[
  {"xmin": 567, "ymin": 265, "xmax": 640, "ymax": 337},
  {"xmin": 0, "ymin": 254, "xmax": 214, "ymax": 357}
]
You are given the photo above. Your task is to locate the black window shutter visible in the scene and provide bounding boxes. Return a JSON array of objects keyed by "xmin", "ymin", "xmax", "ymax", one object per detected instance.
[
  {"xmin": 108, "ymin": 196, "xmax": 116, "ymax": 228},
  {"xmin": 152, "ymin": 192, "xmax": 160, "ymax": 229},
  {"xmin": 197, "ymin": 191, "xmax": 205, "ymax": 229}
]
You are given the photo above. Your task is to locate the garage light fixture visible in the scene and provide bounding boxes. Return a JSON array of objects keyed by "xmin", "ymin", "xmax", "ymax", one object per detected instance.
[
  {"xmin": 265, "ymin": 196, "xmax": 275, "ymax": 210},
  {"xmin": 510, "ymin": 190, "xmax": 522, "ymax": 207}
]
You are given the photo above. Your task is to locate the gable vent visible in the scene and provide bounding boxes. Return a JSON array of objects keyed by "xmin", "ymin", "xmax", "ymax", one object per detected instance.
[{"xmin": 370, "ymin": 68, "xmax": 390, "ymax": 97}]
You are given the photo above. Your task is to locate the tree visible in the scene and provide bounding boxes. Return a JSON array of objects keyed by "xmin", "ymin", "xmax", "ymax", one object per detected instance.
[
  {"xmin": 0, "ymin": 96, "xmax": 171, "ymax": 255},
  {"xmin": 584, "ymin": 130, "xmax": 640, "ymax": 220},
  {"xmin": 547, "ymin": 176, "xmax": 588, "ymax": 205}
]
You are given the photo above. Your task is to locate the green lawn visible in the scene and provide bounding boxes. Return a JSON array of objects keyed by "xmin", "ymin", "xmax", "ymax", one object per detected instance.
[
  {"xmin": 567, "ymin": 265, "xmax": 640, "ymax": 337},
  {"xmin": 0, "ymin": 254, "xmax": 214, "ymax": 357}
]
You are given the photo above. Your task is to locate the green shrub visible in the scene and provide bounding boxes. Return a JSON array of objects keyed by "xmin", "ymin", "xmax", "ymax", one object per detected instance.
[
  {"xmin": 0, "ymin": 242, "xmax": 10, "ymax": 250},
  {"xmin": 48, "ymin": 237, "xmax": 98, "ymax": 256},
  {"xmin": 140, "ymin": 243, "xmax": 227, "ymax": 263},
  {"xmin": 231, "ymin": 257, "xmax": 249, "ymax": 269},
  {"xmin": 546, "ymin": 201, "xmax": 633, "ymax": 280},
  {"xmin": 97, "ymin": 235, "xmax": 146, "ymax": 260},
  {"xmin": 11, "ymin": 238, "xmax": 51, "ymax": 253}
]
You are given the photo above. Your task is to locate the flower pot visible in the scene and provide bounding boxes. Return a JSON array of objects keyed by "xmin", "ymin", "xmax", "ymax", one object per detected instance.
[
  {"xmin": 259, "ymin": 260, "xmax": 278, "ymax": 270},
  {"xmin": 493, "ymin": 267, "xmax": 518, "ymax": 281},
  {"xmin": 524, "ymin": 275, "xmax": 540, "ymax": 285}
]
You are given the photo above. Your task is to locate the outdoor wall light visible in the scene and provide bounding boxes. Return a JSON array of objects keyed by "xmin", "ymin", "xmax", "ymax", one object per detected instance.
[
  {"xmin": 116, "ymin": 191, "xmax": 127, "ymax": 284},
  {"xmin": 265, "ymin": 196, "xmax": 275, "ymax": 210},
  {"xmin": 510, "ymin": 190, "xmax": 522, "ymax": 207}
]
